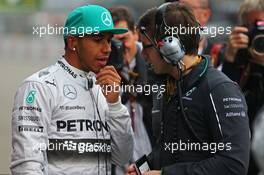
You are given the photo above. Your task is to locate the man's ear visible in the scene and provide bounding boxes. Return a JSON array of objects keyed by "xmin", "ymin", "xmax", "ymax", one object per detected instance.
[
  {"xmin": 66, "ymin": 35, "xmax": 78, "ymax": 51},
  {"xmin": 133, "ymin": 26, "xmax": 139, "ymax": 41}
]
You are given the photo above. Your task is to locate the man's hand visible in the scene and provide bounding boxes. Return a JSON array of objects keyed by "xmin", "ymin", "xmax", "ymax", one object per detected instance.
[
  {"xmin": 96, "ymin": 66, "xmax": 121, "ymax": 103},
  {"xmin": 225, "ymin": 26, "xmax": 249, "ymax": 63},
  {"xmin": 125, "ymin": 164, "xmax": 161, "ymax": 175},
  {"xmin": 125, "ymin": 164, "xmax": 138, "ymax": 175}
]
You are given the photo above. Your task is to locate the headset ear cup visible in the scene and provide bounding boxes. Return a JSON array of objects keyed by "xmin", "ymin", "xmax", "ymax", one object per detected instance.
[
  {"xmin": 154, "ymin": 2, "xmax": 186, "ymax": 65},
  {"xmin": 159, "ymin": 36, "xmax": 185, "ymax": 65}
]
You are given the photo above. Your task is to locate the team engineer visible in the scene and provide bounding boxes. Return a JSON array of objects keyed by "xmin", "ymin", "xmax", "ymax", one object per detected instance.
[{"xmin": 126, "ymin": 2, "xmax": 250, "ymax": 175}]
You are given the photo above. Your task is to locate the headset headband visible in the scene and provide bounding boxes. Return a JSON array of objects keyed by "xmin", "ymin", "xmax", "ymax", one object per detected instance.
[
  {"xmin": 155, "ymin": 2, "xmax": 171, "ymax": 40},
  {"xmin": 155, "ymin": 2, "xmax": 186, "ymax": 50}
]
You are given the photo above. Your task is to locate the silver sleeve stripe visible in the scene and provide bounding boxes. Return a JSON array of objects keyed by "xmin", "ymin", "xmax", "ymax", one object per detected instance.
[{"xmin": 209, "ymin": 93, "xmax": 223, "ymax": 138}]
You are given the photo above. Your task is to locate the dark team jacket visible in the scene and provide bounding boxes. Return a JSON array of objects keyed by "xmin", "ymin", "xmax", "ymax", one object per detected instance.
[{"xmin": 148, "ymin": 56, "xmax": 250, "ymax": 175}]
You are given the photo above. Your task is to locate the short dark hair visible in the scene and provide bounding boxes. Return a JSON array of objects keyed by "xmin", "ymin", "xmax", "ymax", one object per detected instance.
[
  {"xmin": 138, "ymin": 2, "xmax": 200, "ymax": 55},
  {"xmin": 109, "ymin": 6, "xmax": 135, "ymax": 32}
]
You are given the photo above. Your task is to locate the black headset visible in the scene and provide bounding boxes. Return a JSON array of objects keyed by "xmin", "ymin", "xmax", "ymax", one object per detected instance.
[
  {"xmin": 87, "ymin": 77, "xmax": 94, "ymax": 90},
  {"xmin": 140, "ymin": 2, "xmax": 185, "ymax": 66},
  {"xmin": 140, "ymin": 2, "xmax": 202, "ymax": 67},
  {"xmin": 154, "ymin": 2, "xmax": 186, "ymax": 65}
]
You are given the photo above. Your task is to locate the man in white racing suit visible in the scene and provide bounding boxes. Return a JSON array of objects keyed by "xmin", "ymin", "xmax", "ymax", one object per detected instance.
[{"xmin": 11, "ymin": 5, "xmax": 133, "ymax": 175}]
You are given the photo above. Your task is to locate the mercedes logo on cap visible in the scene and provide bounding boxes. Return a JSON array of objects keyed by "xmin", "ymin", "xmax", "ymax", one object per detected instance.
[
  {"xmin": 63, "ymin": 84, "xmax": 77, "ymax": 100},
  {"xmin": 101, "ymin": 12, "xmax": 112, "ymax": 26}
]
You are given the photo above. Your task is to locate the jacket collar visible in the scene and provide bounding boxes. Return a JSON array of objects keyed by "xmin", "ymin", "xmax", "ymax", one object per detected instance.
[
  {"xmin": 56, "ymin": 57, "xmax": 96, "ymax": 90},
  {"xmin": 181, "ymin": 55, "xmax": 210, "ymax": 95}
]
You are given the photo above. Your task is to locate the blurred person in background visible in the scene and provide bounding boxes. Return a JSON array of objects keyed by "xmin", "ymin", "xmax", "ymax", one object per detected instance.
[
  {"xmin": 10, "ymin": 5, "xmax": 133, "ymax": 174},
  {"xmin": 252, "ymin": 106, "xmax": 264, "ymax": 175},
  {"xmin": 126, "ymin": 2, "xmax": 250, "ymax": 175},
  {"xmin": 219, "ymin": 0, "xmax": 264, "ymax": 174},
  {"xmin": 109, "ymin": 6, "xmax": 152, "ymax": 174}
]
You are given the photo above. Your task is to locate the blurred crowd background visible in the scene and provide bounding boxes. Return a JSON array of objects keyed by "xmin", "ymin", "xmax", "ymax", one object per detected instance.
[{"xmin": 0, "ymin": 0, "xmax": 246, "ymax": 174}]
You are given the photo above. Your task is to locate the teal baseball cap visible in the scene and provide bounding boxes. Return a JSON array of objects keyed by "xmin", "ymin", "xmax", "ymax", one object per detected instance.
[{"xmin": 63, "ymin": 5, "xmax": 128, "ymax": 38}]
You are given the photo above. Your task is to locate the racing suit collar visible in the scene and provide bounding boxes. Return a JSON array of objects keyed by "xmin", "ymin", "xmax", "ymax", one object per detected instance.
[
  {"xmin": 57, "ymin": 57, "xmax": 96, "ymax": 90},
  {"xmin": 181, "ymin": 56, "xmax": 210, "ymax": 94}
]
